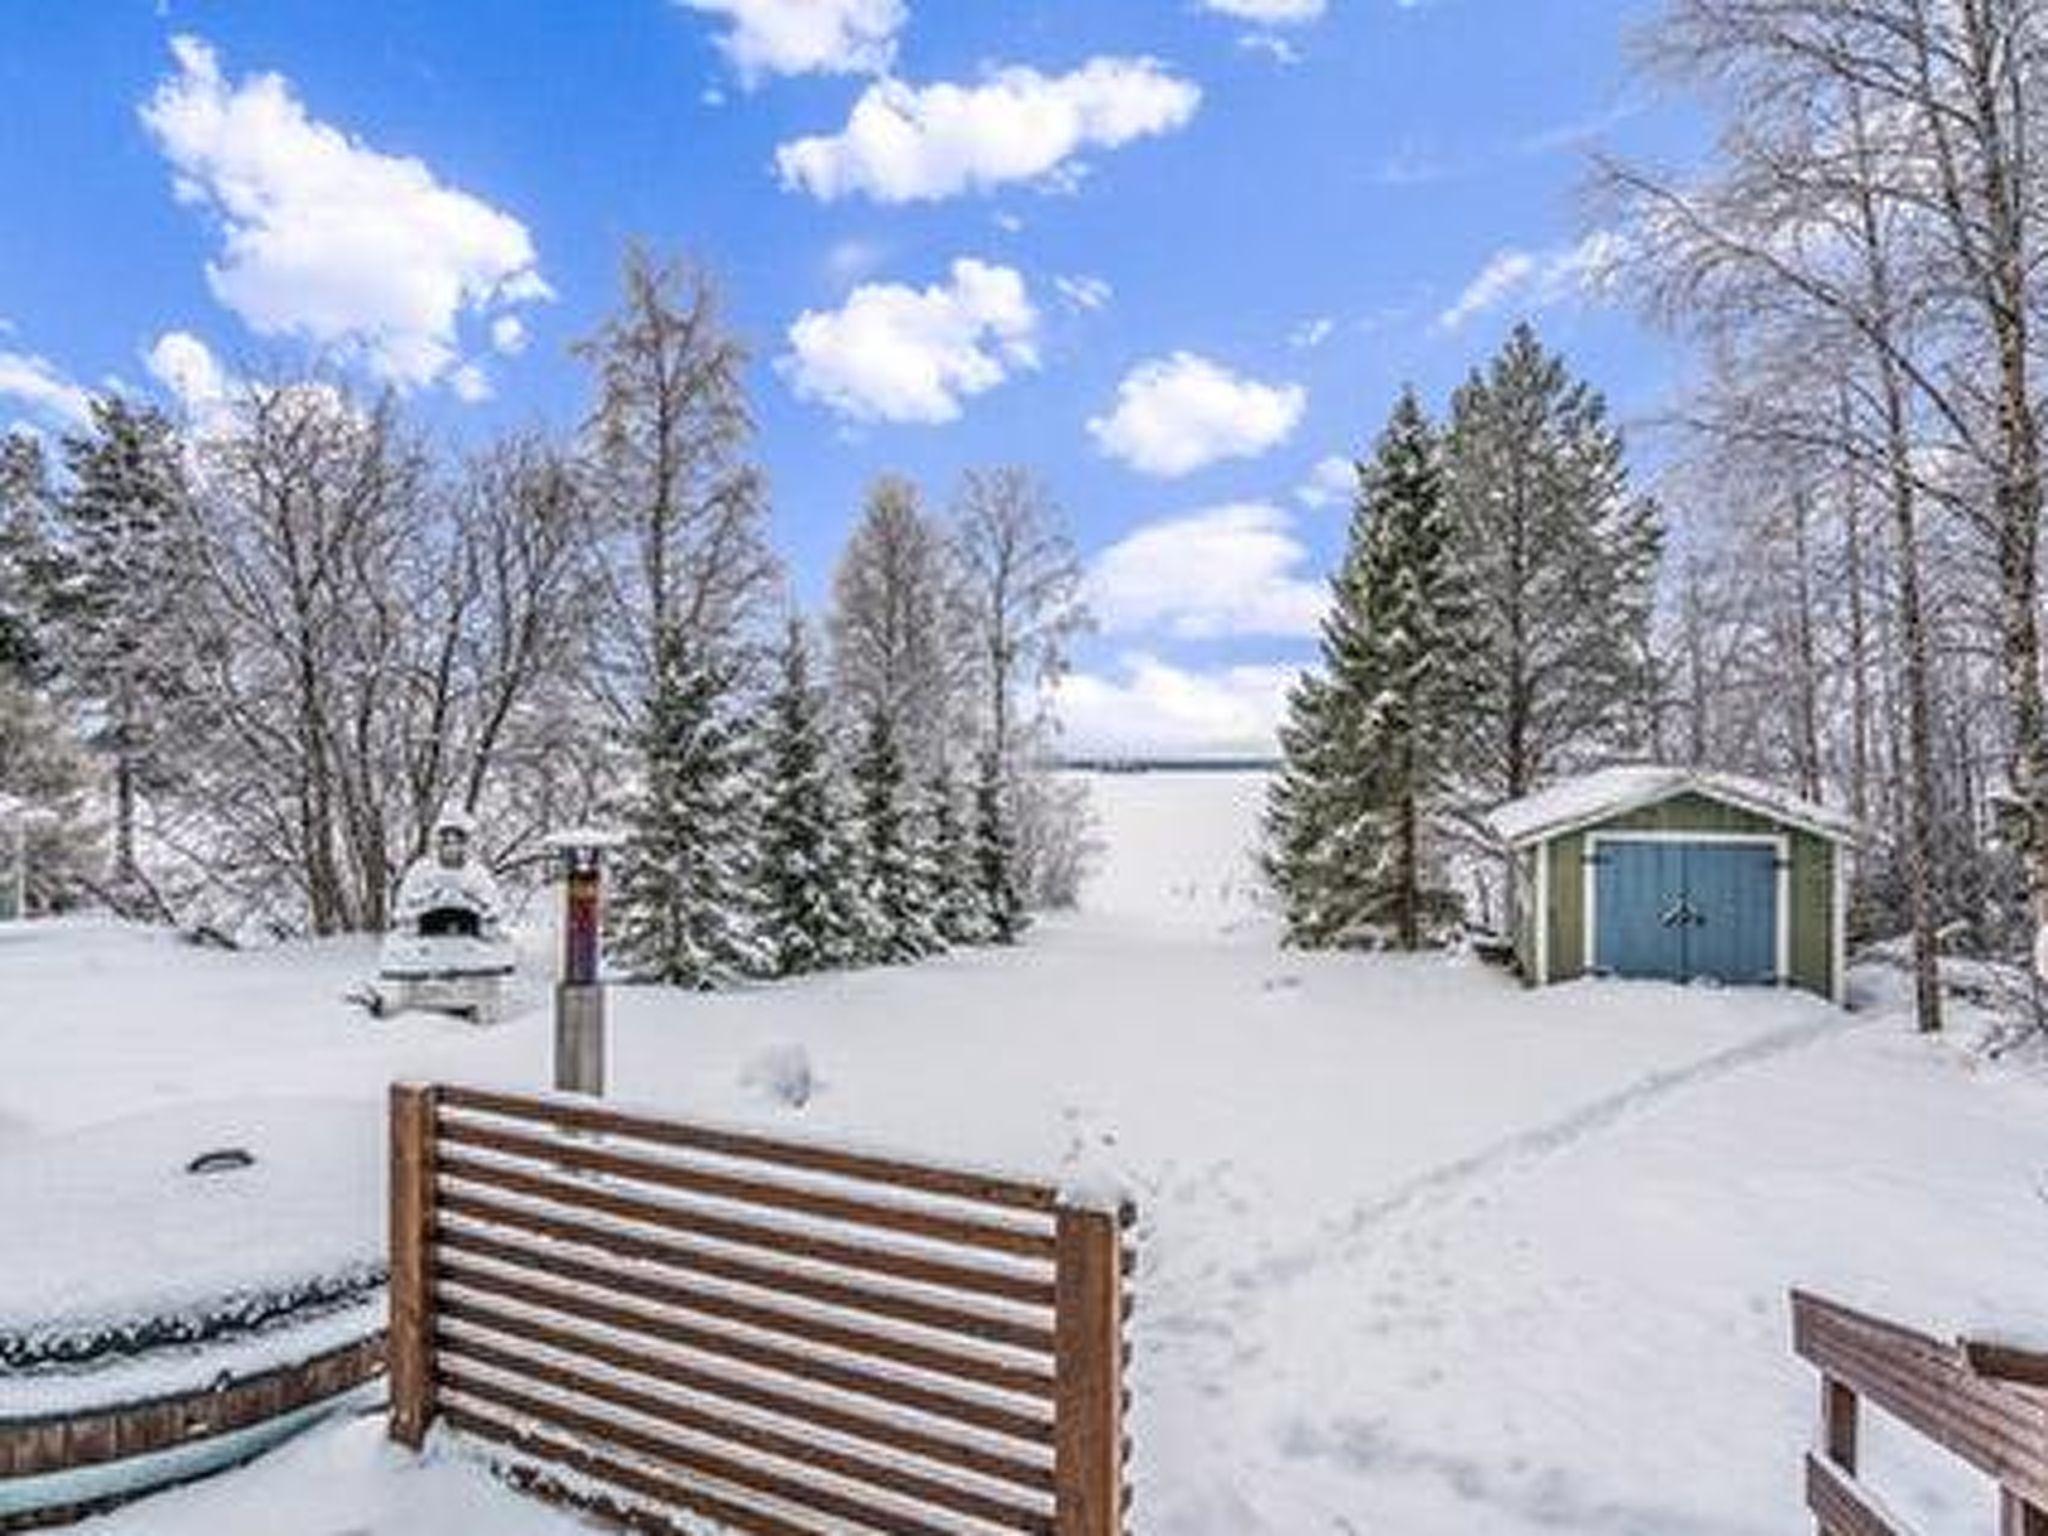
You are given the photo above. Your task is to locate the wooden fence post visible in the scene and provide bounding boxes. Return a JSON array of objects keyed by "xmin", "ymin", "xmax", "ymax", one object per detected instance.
[
  {"xmin": 1054, "ymin": 1204, "xmax": 1125, "ymax": 1536},
  {"xmin": 1821, "ymin": 1376, "xmax": 1857, "ymax": 1474},
  {"xmin": 388, "ymin": 1082, "xmax": 438, "ymax": 1450},
  {"xmin": 2004, "ymin": 1490, "xmax": 2048, "ymax": 1536}
]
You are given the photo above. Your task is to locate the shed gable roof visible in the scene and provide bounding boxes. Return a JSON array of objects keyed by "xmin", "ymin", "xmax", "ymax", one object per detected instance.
[{"xmin": 1484, "ymin": 765, "xmax": 1858, "ymax": 847}]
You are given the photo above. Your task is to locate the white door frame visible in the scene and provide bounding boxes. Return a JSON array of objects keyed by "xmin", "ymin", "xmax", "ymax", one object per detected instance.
[{"xmin": 1581, "ymin": 830, "xmax": 1791, "ymax": 986}]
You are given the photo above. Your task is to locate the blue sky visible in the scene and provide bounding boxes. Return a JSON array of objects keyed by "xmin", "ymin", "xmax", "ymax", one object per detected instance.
[{"xmin": 0, "ymin": 0, "xmax": 1701, "ymax": 755}]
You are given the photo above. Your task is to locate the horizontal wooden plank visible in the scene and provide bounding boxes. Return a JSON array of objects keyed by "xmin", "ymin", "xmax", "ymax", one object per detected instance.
[
  {"xmin": 438, "ymin": 1296, "xmax": 1052, "ymax": 1493},
  {"xmin": 435, "ymin": 1263, "xmax": 1057, "ymax": 1446},
  {"xmin": 1964, "ymin": 1339, "xmax": 2048, "ymax": 1391},
  {"xmin": 0, "ymin": 1332, "xmax": 384, "ymax": 1477},
  {"xmin": 437, "ymin": 1153, "xmax": 1055, "ymax": 1307},
  {"xmin": 1806, "ymin": 1452, "xmax": 1910, "ymax": 1536},
  {"xmin": 438, "ymin": 1116, "xmax": 1056, "ymax": 1261},
  {"xmin": 444, "ymin": 1365, "xmax": 965, "ymax": 1536},
  {"xmin": 1793, "ymin": 1292, "xmax": 2048, "ymax": 1506},
  {"xmin": 437, "ymin": 1086, "xmax": 1059, "ymax": 1215},
  {"xmin": 1806, "ymin": 1319, "xmax": 2048, "ymax": 1496},
  {"xmin": 439, "ymin": 1231, "xmax": 1053, "ymax": 1398},
  {"xmin": 439, "ymin": 1333, "xmax": 1051, "ymax": 1531},
  {"xmin": 440, "ymin": 1187, "xmax": 1054, "ymax": 1353},
  {"xmin": 445, "ymin": 1402, "xmax": 828, "ymax": 1536}
]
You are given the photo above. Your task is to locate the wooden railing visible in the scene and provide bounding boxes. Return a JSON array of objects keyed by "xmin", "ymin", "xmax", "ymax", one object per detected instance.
[
  {"xmin": 1792, "ymin": 1289, "xmax": 2048, "ymax": 1535},
  {"xmin": 389, "ymin": 1083, "xmax": 1135, "ymax": 1536}
]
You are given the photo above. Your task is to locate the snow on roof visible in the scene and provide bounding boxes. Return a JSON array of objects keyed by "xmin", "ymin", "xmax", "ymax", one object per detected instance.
[{"xmin": 1484, "ymin": 764, "xmax": 1860, "ymax": 847}]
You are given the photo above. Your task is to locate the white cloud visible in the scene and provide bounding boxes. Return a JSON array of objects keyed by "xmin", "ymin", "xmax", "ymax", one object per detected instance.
[
  {"xmin": 775, "ymin": 58, "xmax": 1201, "ymax": 204},
  {"xmin": 1056, "ymin": 653, "xmax": 1296, "ymax": 757},
  {"xmin": 678, "ymin": 0, "xmax": 902, "ymax": 84},
  {"xmin": 489, "ymin": 315, "xmax": 527, "ymax": 355},
  {"xmin": 780, "ymin": 258, "xmax": 1038, "ymax": 424},
  {"xmin": 1238, "ymin": 34, "xmax": 1306, "ymax": 65},
  {"xmin": 824, "ymin": 236, "xmax": 889, "ymax": 287},
  {"xmin": 1288, "ymin": 315, "xmax": 1335, "ymax": 349},
  {"xmin": 1056, "ymin": 274, "xmax": 1113, "ymax": 313},
  {"xmin": 1436, "ymin": 250, "xmax": 1536, "ymax": 332},
  {"xmin": 448, "ymin": 362, "xmax": 492, "ymax": 403},
  {"xmin": 145, "ymin": 329, "xmax": 230, "ymax": 410},
  {"xmin": 1295, "ymin": 454, "xmax": 1355, "ymax": 509},
  {"xmin": 140, "ymin": 35, "xmax": 550, "ymax": 392},
  {"xmin": 1087, "ymin": 502, "xmax": 1324, "ymax": 640},
  {"xmin": 0, "ymin": 345, "xmax": 91, "ymax": 428},
  {"xmin": 1204, "ymin": 0, "xmax": 1326, "ymax": 21},
  {"xmin": 145, "ymin": 328, "xmax": 253, "ymax": 441},
  {"xmin": 1436, "ymin": 230, "xmax": 1627, "ymax": 331},
  {"xmin": 1088, "ymin": 352, "xmax": 1306, "ymax": 477}
]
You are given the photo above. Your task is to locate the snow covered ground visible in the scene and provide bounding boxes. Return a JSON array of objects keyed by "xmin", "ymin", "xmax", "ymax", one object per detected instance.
[{"xmin": 4, "ymin": 769, "xmax": 2046, "ymax": 1533}]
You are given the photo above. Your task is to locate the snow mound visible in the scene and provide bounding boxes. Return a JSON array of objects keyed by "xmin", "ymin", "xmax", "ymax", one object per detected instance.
[{"xmin": 738, "ymin": 1042, "xmax": 818, "ymax": 1109}]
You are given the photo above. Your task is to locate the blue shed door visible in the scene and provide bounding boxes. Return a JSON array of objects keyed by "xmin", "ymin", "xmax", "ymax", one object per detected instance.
[{"xmin": 1593, "ymin": 840, "xmax": 1778, "ymax": 985}]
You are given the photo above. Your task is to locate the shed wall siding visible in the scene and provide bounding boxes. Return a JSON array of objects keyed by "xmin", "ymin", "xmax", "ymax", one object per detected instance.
[{"xmin": 1538, "ymin": 791, "xmax": 1836, "ymax": 999}]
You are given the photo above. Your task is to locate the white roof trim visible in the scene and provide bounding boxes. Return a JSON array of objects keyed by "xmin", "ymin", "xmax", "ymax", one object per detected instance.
[{"xmin": 1484, "ymin": 765, "xmax": 1859, "ymax": 848}]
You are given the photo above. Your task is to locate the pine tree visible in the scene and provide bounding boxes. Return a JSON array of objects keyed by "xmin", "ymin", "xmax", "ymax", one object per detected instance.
[
  {"xmin": 0, "ymin": 434, "xmax": 52, "ymax": 686},
  {"xmin": 612, "ymin": 635, "xmax": 771, "ymax": 987},
  {"xmin": 848, "ymin": 712, "xmax": 943, "ymax": 962},
  {"xmin": 1264, "ymin": 670, "xmax": 1346, "ymax": 942},
  {"xmin": 930, "ymin": 760, "xmax": 994, "ymax": 945},
  {"xmin": 1446, "ymin": 323, "xmax": 1662, "ymax": 800},
  {"xmin": 50, "ymin": 398, "xmax": 195, "ymax": 901},
  {"xmin": 755, "ymin": 618, "xmax": 862, "ymax": 976},
  {"xmin": 1265, "ymin": 389, "xmax": 1476, "ymax": 949},
  {"xmin": 973, "ymin": 750, "xmax": 1027, "ymax": 942}
]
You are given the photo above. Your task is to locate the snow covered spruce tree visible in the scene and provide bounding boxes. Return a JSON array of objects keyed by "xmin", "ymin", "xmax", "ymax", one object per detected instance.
[
  {"xmin": 929, "ymin": 760, "xmax": 995, "ymax": 946},
  {"xmin": 0, "ymin": 433, "xmax": 51, "ymax": 686},
  {"xmin": 578, "ymin": 245, "xmax": 778, "ymax": 984},
  {"xmin": 829, "ymin": 475, "xmax": 973, "ymax": 962},
  {"xmin": 0, "ymin": 433, "xmax": 95, "ymax": 910},
  {"xmin": 48, "ymin": 397, "xmax": 196, "ymax": 910},
  {"xmin": 755, "ymin": 616, "xmax": 865, "ymax": 976},
  {"xmin": 1446, "ymin": 324, "xmax": 1662, "ymax": 801},
  {"xmin": 847, "ymin": 711, "xmax": 943, "ymax": 960},
  {"xmin": 1266, "ymin": 388, "xmax": 1476, "ymax": 950},
  {"xmin": 972, "ymin": 751, "xmax": 1026, "ymax": 940},
  {"xmin": 611, "ymin": 634, "xmax": 771, "ymax": 986}
]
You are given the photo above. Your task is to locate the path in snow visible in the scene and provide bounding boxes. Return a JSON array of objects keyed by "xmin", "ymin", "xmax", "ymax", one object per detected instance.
[{"xmin": 1256, "ymin": 1004, "xmax": 1866, "ymax": 1281}]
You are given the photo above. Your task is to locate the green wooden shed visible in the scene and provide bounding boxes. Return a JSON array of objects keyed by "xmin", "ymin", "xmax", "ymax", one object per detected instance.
[{"xmin": 1485, "ymin": 766, "xmax": 1857, "ymax": 1005}]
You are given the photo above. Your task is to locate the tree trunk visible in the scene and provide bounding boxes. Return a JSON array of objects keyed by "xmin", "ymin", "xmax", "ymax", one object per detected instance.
[
  {"xmin": 1882, "ymin": 379, "xmax": 1944, "ymax": 1032},
  {"xmin": 1842, "ymin": 429, "xmax": 1872, "ymax": 827}
]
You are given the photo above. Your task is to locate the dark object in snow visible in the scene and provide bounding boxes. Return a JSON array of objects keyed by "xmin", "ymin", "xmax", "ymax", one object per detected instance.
[
  {"xmin": 1467, "ymin": 929, "xmax": 1517, "ymax": 966},
  {"xmin": 185, "ymin": 1147, "xmax": 255, "ymax": 1176},
  {"xmin": 739, "ymin": 1042, "xmax": 815, "ymax": 1108}
]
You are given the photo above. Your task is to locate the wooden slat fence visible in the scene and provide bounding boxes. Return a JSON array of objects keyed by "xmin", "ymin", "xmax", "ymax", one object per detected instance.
[
  {"xmin": 1792, "ymin": 1289, "xmax": 2048, "ymax": 1535},
  {"xmin": 389, "ymin": 1083, "xmax": 1135, "ymax": 1536}
]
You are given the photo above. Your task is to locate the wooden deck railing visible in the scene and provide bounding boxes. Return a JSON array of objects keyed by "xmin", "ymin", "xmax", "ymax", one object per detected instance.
[
  {"xmin": 389, "ymin": 1083, "xmax": 1135, "ymax": 1536},
  {"xmin": 1792, "ymin": 1289, "xmax": 2048, "ymax": 1535}
]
